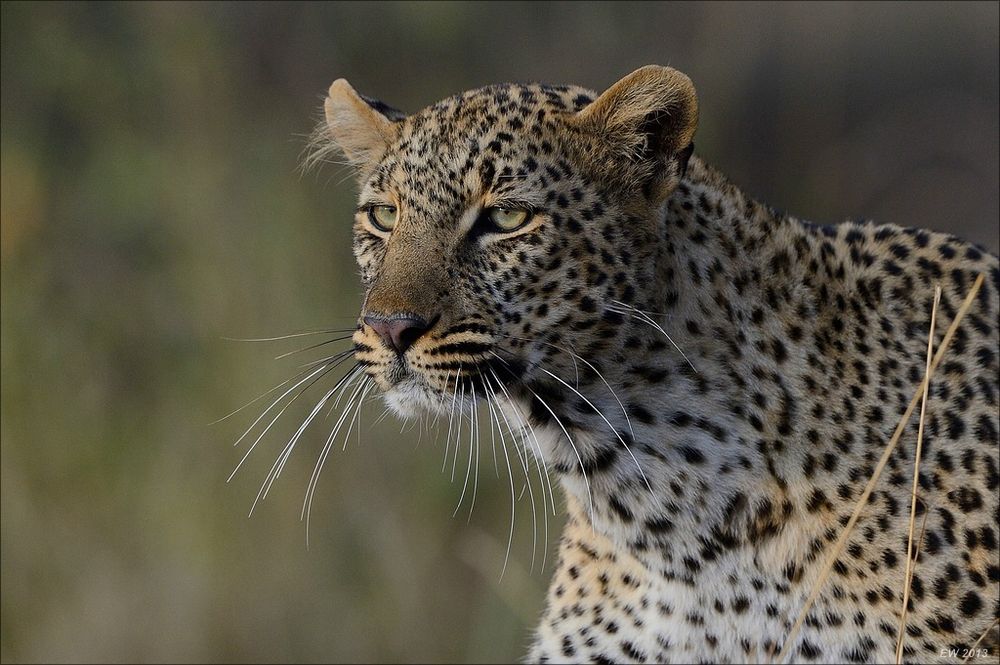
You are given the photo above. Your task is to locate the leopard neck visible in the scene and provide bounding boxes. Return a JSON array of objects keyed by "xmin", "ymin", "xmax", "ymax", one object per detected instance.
[{"xmin": 517, "ymin": 155, "xmax": 848, "ymax": 564}]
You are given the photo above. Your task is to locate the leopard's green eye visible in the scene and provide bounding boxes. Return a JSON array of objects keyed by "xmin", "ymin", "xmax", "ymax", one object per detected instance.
[
  {"xmin": 368, "ymin": 205, "xmax": 398, "ymax": 232},
  {"xmin": 487, "ymin": 207, "xmax": 530, "ymax": 232}
]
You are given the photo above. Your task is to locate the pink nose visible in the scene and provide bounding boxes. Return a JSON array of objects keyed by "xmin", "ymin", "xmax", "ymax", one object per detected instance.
[{"xmin": 363, "ymin": 314, "xmax": 431, "ymax": 355}]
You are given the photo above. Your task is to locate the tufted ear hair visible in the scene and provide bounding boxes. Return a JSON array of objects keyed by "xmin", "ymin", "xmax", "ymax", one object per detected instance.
[
  {"xmin": 574, "ymin": 65, "xmax": 698, "ymax": 201},
  {"xmin": 306, "ymin": 78, "xmax": 406, "ymax": 172}
]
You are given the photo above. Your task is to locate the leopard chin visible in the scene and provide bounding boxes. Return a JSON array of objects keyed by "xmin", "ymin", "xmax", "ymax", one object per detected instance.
[{"xmin": 381, "ymin": 375, "xmax": 445, "ymax": 419}]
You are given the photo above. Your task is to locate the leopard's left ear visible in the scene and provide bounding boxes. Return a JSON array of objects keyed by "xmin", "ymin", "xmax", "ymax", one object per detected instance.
[
  {"xmin": 575, "ymin": 65, "xmax": 698, "ymax": 201},
  {"xmin": 306, "ymin": 78, "xmax": 406, "ymax": 173}
]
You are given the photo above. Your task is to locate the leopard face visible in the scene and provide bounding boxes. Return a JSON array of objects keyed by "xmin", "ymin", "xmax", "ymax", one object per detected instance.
[{"xmin": 314, "ymin": 68, "xmax": 698, "ymax": 420}]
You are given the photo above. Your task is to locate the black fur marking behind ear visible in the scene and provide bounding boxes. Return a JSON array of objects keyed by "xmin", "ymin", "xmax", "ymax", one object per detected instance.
[
  {"xmin": 638, "ymin": 109, "xmax": 673, "ymax": 162},
  {"xmin": 360, "ymin": 94, "xmax": 407, "ymax": 122},
  {"xmin": 678, "ymin": 142, "xmax": 694, "ymax": 179},
  {"xmin": 641, "ymin": 142, "xmax": 693, "ymax": 201}
]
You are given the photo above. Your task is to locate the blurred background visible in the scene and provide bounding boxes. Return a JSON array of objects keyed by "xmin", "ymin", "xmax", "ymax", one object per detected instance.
[{"xmin": 1, "ymin": 2, "xmax": 997, "ymax": 663}]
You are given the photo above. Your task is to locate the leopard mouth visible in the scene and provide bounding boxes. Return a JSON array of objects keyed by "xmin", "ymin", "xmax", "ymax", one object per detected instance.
[
  {"xmin": 353, "ymin": 319, "xmax": 535, "ymax": 417},
  {"xmin": 374, "ymin": 350, "xmax": 529, "ymax": 419},
  {"xmin": 382, "ymin": 354, "xmax": 412, "ymax": 385}
]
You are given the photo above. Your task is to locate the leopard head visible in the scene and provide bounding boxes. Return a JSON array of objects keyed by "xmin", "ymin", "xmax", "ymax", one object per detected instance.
[{"xmin": 313, "ymin": 66, "xmax": 698, "ymax": 419}]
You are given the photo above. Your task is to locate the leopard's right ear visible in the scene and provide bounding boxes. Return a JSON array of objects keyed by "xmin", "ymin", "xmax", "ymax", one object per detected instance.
[
  {"xmin": 573, "ymin": 66, "xmax": 698, "ymax": 202},
  {"xmin": 307, "ymin": 79, "xmax": 405, "ymax": 172}
]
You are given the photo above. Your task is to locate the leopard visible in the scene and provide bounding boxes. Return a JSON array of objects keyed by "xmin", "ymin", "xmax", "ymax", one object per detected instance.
[{"xmin": 308, "ymin": 65, "xmax": 999, "ymax": 663}]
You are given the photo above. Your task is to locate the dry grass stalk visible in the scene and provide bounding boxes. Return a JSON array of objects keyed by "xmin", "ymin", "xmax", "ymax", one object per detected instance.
[
  {"xmin": 774, "ymin": 273, "xmax": 985, "ymax": 664},
  {"xmin": 895, "ymin": 286, "xmax": 940, "ymax": 663},
  {"xmin": 962, "ymin": 618, "xmax": 999, "ymax": 663}
]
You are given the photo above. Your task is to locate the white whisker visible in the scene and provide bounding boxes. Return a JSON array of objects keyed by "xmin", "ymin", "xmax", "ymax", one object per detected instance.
[
  {"xmin": 535, "ymin": 365, "xmax": 653, "ymax": 495},
  {"xmin": 491, "ymin": 352, "xmax": 594, "ymax": 525},
  {"xmin": 302, "ymin": 373, "xmax": 371, "ymax": 545},
  {"xmin": 482, "ymin": 373, "xmax": 518, "ymax": 581},
  {"xmin": 274, "ymin": 335, "xmax": 354, "ymax": 360},
  {"xmin": 501, "ymin": 334, "xmax": 634, "ymax": 439},
  {"xmin": 251, "ymin": 376, "xmax": 344, "ymax": 517},
  {"xmin": 262, "ymin": 386, "xmax": 339, "ymax": 503},
  {"xmin": 232, "ymin": 363, "xmax": 334, "ymax": 448},
  {"xmin": 464, "ymin": 384, "xmax": 483, "ymax": 521},
  {"xmin": 444, "ymin": 365, "xmax": 462, "ymax": 472},
  {"xmin": 490, "ymin": 368, "xmax": 557, "ymax": 519},
  {"xmin": 485, "ymin": 373, "xmax": 541, "ymax": 574},
  {"xmin": 486, "ymin": 387, "xmax": 500, "ymax": 479},
  {"xmin": 211, "ymin": 358, "xmax": 333, "ymax": 426},
  {"xmin": 372, "ymin": 405, "xmax": 393, "ymax": 427},
  {"xmin": 342, "ymin": 378, "xmax": 372, "ymax": 452},
  {"xmin": 222, "ymin": 328, "xmax": 355, "ymax": 343},
  {"xmin": 298, "ymin": 348, "xmax": 356, "ymax": 369},
  {"xmin": 455, "ymin": 384, "xmax": 477, "ymax": 516},
  {"xmin": 610, "ymin": 300, "xmax": 697, "ymax": 372},
  {"xmin": 228, "ymin": 362, "xmax": 343, "ymax": 483},
  {"xmin": 452, "ymin": 378, "xmax": 468, "ymax": 482},
  {"xmin": 301, "ymin": 370, "xmax": 365, "ymax": 521}
]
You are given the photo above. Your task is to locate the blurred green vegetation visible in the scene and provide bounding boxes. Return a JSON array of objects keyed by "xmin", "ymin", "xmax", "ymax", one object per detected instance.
[{"xmin": 1, "ymin": 2, "xmax": 997, "ymax": 663}]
